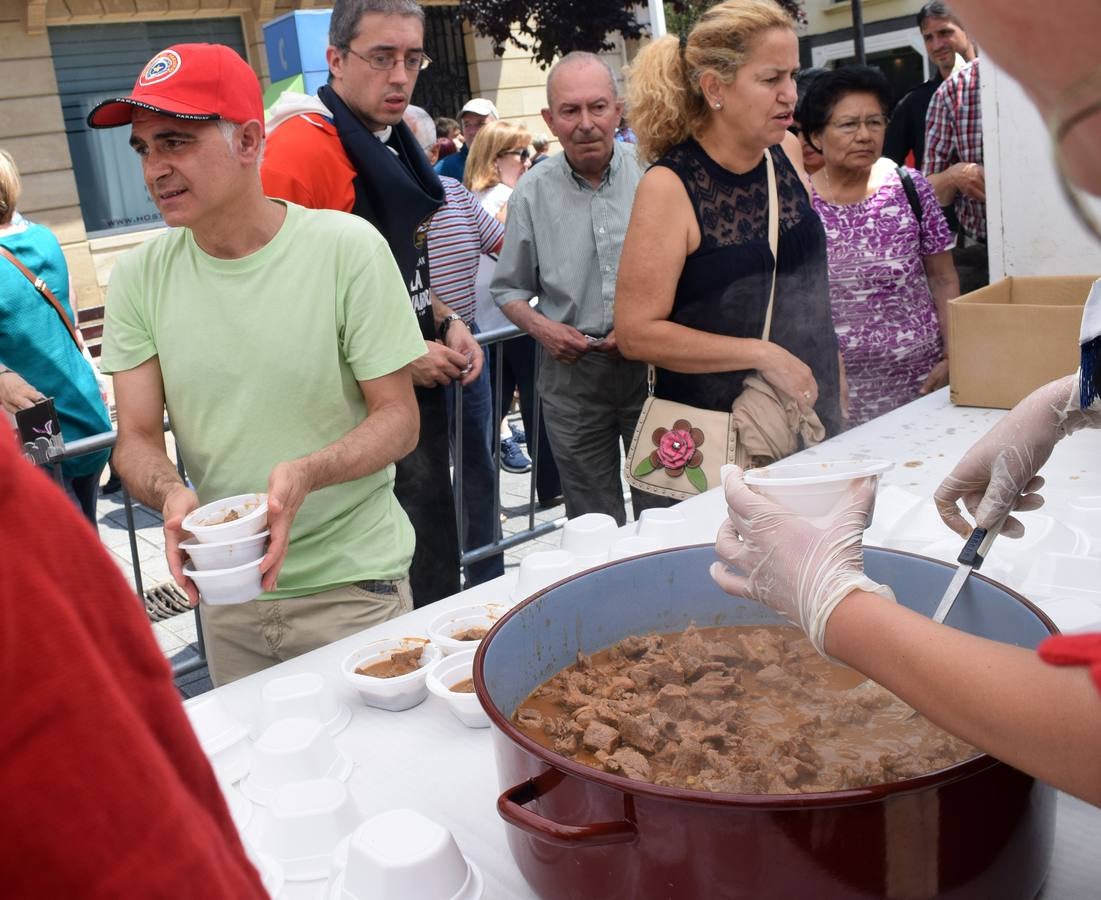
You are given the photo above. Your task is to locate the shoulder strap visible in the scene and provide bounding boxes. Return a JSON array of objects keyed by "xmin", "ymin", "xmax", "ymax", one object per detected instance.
[
  {"xmin": 0, "ymin": 245, "xmax": 81, "ymax": 347},
  {"xmin": 761, "ymin": 148, "xmax": 779, "ymax": 342},
  {"xmin": 897, "ymin": 166, "xmax": 924, "ymax": 225}
]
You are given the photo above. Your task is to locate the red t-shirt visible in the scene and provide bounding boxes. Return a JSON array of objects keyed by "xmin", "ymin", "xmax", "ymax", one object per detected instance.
[
  {"xmin": 0, "ymin": 439, "xmax": 266, "ymax": 898},
  {"xmin": 261, "ymin": 113, "xmax": 357, "ymax": 212},
  {"xmin": 1038, "ymin": 633, "xmax": 1101, "ymax": 694}
]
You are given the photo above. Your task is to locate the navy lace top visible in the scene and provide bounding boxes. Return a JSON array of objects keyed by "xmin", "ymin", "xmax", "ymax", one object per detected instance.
[{"xmin": 651, "ymin": 139, "xmax": 841, "ymax": 435}]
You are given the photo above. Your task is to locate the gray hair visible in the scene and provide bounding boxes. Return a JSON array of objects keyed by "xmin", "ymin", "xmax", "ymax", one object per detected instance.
[
  {"xmin": 546, "ymin": 51, "xmax": 619, "ymax": 107},
  {"xmin": 329, "ymin": 0, "xmax": 424, "ymax": 52},
  {"xmin": 216, "ymin": 119, "xmax": 265, "ymax": 164},
  {"xmin": 531, "ymin": 133, "xmax": 550, "ymax": 152},
  {"xmin": 403, "ymin": 104, "xmax": 436, "ymax": 152}
]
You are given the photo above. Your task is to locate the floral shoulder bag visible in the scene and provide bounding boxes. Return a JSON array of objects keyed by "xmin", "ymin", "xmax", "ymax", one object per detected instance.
[{"xmin": 624, "ymin": 148, "xmax": 779, "ymax": 501}]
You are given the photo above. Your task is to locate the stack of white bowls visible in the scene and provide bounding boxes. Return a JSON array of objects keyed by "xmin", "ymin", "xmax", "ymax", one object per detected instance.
[{"xmin": 180, "ymin": 492, "xmax": 269, "ymax": 605}]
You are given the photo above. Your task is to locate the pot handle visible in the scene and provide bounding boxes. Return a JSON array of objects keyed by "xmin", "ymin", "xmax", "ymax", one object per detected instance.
[{"xmin": 497, "ymin": 770, "xmax": 638, "ymax": 848}]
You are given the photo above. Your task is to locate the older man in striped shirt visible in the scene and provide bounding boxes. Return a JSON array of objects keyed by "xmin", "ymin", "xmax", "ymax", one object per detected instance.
[{"xmin": 490, "ymin": 52, "xmax": 664, "ymax": 525}]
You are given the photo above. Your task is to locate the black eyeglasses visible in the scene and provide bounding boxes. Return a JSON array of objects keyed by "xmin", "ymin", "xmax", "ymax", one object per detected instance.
[
  {"xmin": 345, "ymin": 48, "xmax": 431, "ymax": 72},
  {"xmin": 498, "ymin": 148, "xmax": 530, "ymax": 162}
]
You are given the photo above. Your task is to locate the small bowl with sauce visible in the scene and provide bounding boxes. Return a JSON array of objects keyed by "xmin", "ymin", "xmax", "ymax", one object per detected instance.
[
  {"xmin": 341, "ymin": 637, "xmax": 442, "ymax": 712},
  {"xmin": 426, "ymin": 603, "xmax": 507, "ymax": 655},
  {"xmin": 182, "ymin": 493, "xmax": 269, "ymax": 544},
  {"xmin": 425, "ymin": 649, "xmax": 490, "ymax": 729}
]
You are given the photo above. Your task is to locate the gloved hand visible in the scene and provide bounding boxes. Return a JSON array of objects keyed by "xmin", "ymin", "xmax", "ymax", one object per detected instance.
[
  {"xmin": 710, "ymin": 466, "xmax": 895, "ymax": 658},
  {"xmin": 934, "ymin": 373, "xmax": 1101, "ymax": 539}
]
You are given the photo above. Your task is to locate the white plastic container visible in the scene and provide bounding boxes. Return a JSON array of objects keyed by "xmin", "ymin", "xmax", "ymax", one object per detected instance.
[
  {"xmin": 341, "ymin": 638, "xmax": 442, "ymax": 712},
  {"xmin": 510, "ymin": 549, "xmax": 576, "ymax": 604},
  {"xmin": 635, "ymin": 507, "xmax": 689, "ymax": 548},
  {"xmin": 184, "ymin": 694, "xmax": 250, "ymax": 783},
  {"xmin": 219, "ymin": 778, "xmax": 253, "ymax": 833},
  {"xmin": 425, "ymin": 649, "xmax": 489, "ymax": 729},
  {"xmin": 743, "ymin": 458, "xmax": 893, "ymax": 518},
  {"xmin": 560, "ymin": 513, "xmax": 619, "ymax": 569},
  {"xmin": 606, "ymin": 534, "xmax": 661, "ymax": 562},
  {"xmin": 256, "ymin": 671, "xmax": 350, "ymax": 737},
  {"xmin": 241, "ymin": 717, "xmax": 353, "ymax": 806},
  {"xmin": 182, "ymin": 493, "xmax": 268, "ymax": 544},
  {"xmin": 254, "ymin": 778, "xmax": 363, "ymax": 882},
  {"xmin": 426, "ymin": 603, "xmax": 507, "ymax": 655},
  {"xmin": 329, "ymin": 809, "xmax": 483, "ymax": 900},
  {"xmin": 243, "ymin": 841, "xmax": 285, "ymax": 900},
  {"xmin": 184, "ymin": 557, "xmax": 264, "ymax": 606},
  {"xmin": 180, "ymin": 530, "xmax": 269, "ymax": 572}
]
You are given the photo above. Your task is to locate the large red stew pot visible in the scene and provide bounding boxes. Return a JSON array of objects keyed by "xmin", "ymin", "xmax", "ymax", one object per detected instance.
[{"xmin": 473, "ymin": 545, "xmax": 1057, "ymax": 899}]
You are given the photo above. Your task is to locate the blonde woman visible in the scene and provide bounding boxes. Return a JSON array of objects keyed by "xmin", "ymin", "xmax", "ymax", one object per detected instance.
[
  {"xmin": 615, "ymin": 0, "xmax": 842, "ymax": 468},
  {"xmin": 464, "ymin": 120, "xmax": 532, "ymax": 224}
]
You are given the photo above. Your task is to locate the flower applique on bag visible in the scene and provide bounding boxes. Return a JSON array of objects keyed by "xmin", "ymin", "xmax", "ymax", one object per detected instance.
[{"xmin": 626, "ymin": 406, "xmax": 739, "ymax": 501}]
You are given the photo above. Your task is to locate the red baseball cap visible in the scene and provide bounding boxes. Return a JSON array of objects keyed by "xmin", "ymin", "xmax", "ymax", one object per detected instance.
[{"xmin": 87, "ymin": 44, "xmax": 264, "ymax": 133}]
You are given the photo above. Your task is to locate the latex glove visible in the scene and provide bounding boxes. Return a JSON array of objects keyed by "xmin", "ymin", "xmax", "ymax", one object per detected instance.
[
  {"xmin": 710, "ymin": 465, "xmax": 895, "ymax": 658},
  {"xmin": 934, "ymin": 373, "xmax": 1101, "ymax": 539}
]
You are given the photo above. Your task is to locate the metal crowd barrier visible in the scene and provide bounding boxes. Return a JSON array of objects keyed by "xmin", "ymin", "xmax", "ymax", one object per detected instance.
[
  {"xmin": 32, "ymin": 326, "xmax": 563, "ymax": 681},
  {"xmin": 451, "ymin": 324, "xmax": 566, "ymax": 571}
]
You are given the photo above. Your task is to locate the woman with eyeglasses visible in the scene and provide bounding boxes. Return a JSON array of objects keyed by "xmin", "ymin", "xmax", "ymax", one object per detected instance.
[{"xmin": 801, "ymin": 65, "xmax": 959, "ymax": 428}]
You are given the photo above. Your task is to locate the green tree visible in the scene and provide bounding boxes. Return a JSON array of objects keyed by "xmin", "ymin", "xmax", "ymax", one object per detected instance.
[{"xmin": 457, "ymin": 0, "xmax": 806, "ymax": 70}]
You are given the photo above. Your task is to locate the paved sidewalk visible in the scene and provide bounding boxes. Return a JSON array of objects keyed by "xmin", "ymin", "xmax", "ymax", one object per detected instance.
[{"xmin": 96, "ymin": 428, "xmax": 635, "ymax": 699}]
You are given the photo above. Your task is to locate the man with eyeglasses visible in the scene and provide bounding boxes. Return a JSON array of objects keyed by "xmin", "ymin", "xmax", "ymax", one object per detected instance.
[{"xmin": 263, "ymin": 0, "xmax": 483, "ymax": 606}]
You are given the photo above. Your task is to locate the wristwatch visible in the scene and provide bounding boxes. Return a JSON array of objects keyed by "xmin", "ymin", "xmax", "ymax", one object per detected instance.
[{"xmin": 438, "ymin": 312, "xmax": 464, "ymax": 341}]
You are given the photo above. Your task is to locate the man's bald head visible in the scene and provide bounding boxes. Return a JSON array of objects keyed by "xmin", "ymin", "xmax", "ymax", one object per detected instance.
[{"xmin": 546, "ymin": 51, "xmax": 619, "ymax": 107}]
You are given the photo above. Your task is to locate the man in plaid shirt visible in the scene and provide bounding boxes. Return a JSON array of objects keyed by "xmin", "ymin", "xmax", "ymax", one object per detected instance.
[{"xmin": 924, "ymin": 56, "xmax": 988, "ymax": 292}]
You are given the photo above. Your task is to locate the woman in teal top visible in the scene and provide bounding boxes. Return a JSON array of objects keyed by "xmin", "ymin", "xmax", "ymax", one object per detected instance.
[{"xmin": 0, "ymin": 151, "xmax": 110, "ymax": 525}]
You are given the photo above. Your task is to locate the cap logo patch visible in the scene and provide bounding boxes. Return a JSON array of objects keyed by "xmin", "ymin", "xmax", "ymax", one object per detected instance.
[{"xmin": 139, "ymin": 50, "xmax": 183, "ymax": 86}]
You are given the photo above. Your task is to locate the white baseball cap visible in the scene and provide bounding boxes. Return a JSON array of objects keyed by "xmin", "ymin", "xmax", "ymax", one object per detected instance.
[{"xmin": 459, "ymin": 98, "xmax": 499, "ymax": 120}]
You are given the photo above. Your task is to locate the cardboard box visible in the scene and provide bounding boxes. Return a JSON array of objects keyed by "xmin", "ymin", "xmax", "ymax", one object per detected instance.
[{"xmin": 949, "ymin": 275, "xmax": 1096, "ymax": 409}]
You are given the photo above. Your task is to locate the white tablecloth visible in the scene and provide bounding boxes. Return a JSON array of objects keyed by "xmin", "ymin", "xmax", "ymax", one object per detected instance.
[{"xmin": 208, "ymin": 390, "xmax": 1101, "ymax": 898}]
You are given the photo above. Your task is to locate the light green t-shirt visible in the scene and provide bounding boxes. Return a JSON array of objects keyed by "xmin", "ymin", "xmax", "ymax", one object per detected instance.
[{"xmin": 100, "ymin": 201, "xmax": 426, "ymax": 599}]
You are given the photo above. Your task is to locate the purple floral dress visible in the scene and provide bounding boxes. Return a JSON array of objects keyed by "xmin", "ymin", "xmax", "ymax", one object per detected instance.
[{"xmin": 812, "ymin": 166, "xmax": 954, "ymax": 427}]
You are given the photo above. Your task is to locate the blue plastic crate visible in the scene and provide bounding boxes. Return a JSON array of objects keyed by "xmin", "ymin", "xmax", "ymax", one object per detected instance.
[{"xmin": 263, "ymin": 9, "xmax": 332, "ymax": 82}]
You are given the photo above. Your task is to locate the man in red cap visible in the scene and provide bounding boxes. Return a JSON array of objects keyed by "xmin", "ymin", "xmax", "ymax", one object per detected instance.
[{"xmin": 92, "ymin": 43, "xmax": 428, "ymax": 685}]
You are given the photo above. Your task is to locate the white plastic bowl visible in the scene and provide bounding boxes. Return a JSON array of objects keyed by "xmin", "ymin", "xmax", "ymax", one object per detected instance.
[
  {"xmin": 241, "ymin": 717, "xmax": 353, "ymax": 806},
  {"xmin": 560, "ymin": 513, "xmax": 619, "ymax": 557},
  {"xmin": 184, "ymin": 694, "xmax": 250, "ymax": 783},
  {"xmin": 243, "ymin": 841, "xmax": 285, "ymax": 900},
  {"xmin": 182, "ymin": 493, "xmax": 268, "ymax": 544},
  {"xmin": 341, "ymin": 638, "xmax": 442, "ymax": 712},
  {"xmin": 329, "ymin": 809, "xmax": 483, "ymax": 900},
  {"xmin": 426, "ymin": 604, "xmax": 507, "ymax": 655},
  {"xmin": 425, "ymin": 649, "xmax": 490, "ymax": 729},
  {"xmin": 180, "ymin": 530, "xmax": 269, "ymax": 572},
  {"xmin": 184, "ymin": 557, "xmax": 264, "ymax": 606},
  {"xmin": 635, "ymin": 507, "xmax": 690, "ymax": 548},
  {"xmin": 743, "ymin": 458, "xmax": 893, "ymax": 518},
  {"xmin": 256, "ymin": 671, "xmax": 350, "ymax": 738},
  {"xmin": 510, "ymin": 549, "xmax": 576, "ymax": 604},
  {"xmin": 255, "ymin": 778, "xmax": 363, "ymax": 882},
  {"xmin": 219, "ymin": 778, "xmax": 253, "ymax": 833},
  {"xmin": 606, "ymin": 534, "xmax": 661, "ymax": 562}
]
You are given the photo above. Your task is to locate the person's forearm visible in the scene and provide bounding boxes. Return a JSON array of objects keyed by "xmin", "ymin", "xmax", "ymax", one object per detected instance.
[
  {"xmin": 926, "ymin": 170, "xmax": 959, "ymax": 207},
  {"xmin": 431, "ymin": 293, "xmax": 457, "ymax": 329},
  {"xmin": 113, "ymin": 431, "xmax": 187, "ymax": 510},
  {"xmin": 616, "ymin": 317, "xmax": 771, "ymax": 374},
  {"xmin": 925, "ymin": 265, "xmax": 959, "ymax": 346},
  {"xmin": 500, "ymin": 298, "xmax": 544, "ymax": 336},
  {"xmin": 828, "ymin": 590, "xmax": 1101, "ymax": 805},
  {"xmin": 292, "ymin": 399, "xmax": 418, "ymax": 494}
]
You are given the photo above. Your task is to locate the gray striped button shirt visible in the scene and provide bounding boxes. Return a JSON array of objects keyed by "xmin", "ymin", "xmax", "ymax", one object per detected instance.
[{"xmin": 490, "ymin": 141, "xmax": 644, "ymax": 337}]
